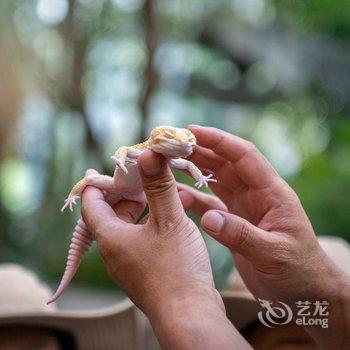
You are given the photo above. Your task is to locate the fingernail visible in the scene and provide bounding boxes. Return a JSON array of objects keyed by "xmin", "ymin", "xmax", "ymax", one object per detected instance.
[
  {"xmin": 187, "ymin": 124, "xmax": 202, "ymax": 129},
  {"xmin": 140, "ymin": 152, "xmax": 162, "ymax": 175},
  {"xmin": 85, "ymin": 169, "xmax": 95, "ymax": 176},
  {"xmin": 203, "ymin": 211, "xmax": 224, "ymax": 233}
]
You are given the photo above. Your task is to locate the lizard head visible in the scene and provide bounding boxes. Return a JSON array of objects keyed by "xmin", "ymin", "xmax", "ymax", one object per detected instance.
[{"xmin": 149, "ymin": 126, "xmax": 196, "ymax": 158}]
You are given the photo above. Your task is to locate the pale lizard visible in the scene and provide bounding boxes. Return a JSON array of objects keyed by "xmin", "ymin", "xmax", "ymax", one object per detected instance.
[{"xmin": 47, "ymin": 126, "xmax": 216, "ymax": 304}]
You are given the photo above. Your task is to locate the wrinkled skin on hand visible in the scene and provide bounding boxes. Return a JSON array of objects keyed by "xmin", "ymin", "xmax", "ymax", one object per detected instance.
[
  {"xmin": 81, "ymin": 151, "xmax": 249, "ymax": 350},
  {"xmin": 175, "ymin": 127, "xmax": 337, "ymax": 301},
  {"xmin": 176, "ymin": 126, "xmax": 350, "ymax": 349},
  {"xmin": 178, "ymin": 126, "xmax": 350, "ymax": 349},
  {"xmin": 81, "ymin": 125, "xmax": 350, "ymax": 350},
  {"xmin": 82, "ymin": 153, "xmax": 218, "ymax": 315}
]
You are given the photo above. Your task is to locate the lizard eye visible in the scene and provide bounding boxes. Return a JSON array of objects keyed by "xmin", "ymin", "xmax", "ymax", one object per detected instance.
[{"xmin": 164, "ymin": 130, "xmax": 175, "ymax": 138}]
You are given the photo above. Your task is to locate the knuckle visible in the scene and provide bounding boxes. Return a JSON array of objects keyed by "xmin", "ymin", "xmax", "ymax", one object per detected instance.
[
  {"xmin": 245, "ymin": 140, "xmax": 257, "ymax": 154},
  {"xmin": 211, "ymin": 132, "xmax": 226, "ymax": 152},
  {"xmin": 81, "ymin": 201, "xmax": 89, "ymax": 216},
  {"xmin": 234, "ymin": 220, "xmax": 251, "ymax": 248},
  {"xmin": 224, "ymin": 218, "xmax": 252, "ymax": 251},
  {"xmin": 91, "ymin": 222, "xmax": 106, "ymax": 241},
  {"xmin": 144, "ymin": 174, "xmax": 175, "ymax": 196},
  {"xmin": 96, "ymin": 233, "xmax": 110, "ymax": 251},
  {"xmin": 209, "ymin": 126, "xmax": 221, "ymax": 135},
  {"xmin": 92, "ymin": 219, "xmax": 113, "ymax": 240},
  {"xmin": 154, "ymin": 209, "xmax": 189, "ymax": 234},
  {"xmin": 95, "ymin": 223, "xmax": 127, "ymax": 258}
]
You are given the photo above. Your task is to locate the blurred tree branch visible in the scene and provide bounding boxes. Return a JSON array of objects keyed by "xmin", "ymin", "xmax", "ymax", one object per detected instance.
[
  {"xmin": 191, "ymin": 26, "xmax": 285, "ymax": 104},
  {"xmin": 137, "ymin": 0, "xmax": 159, "ymax": 142},
  {"xmin": 0, "ymin": 8, "xmax": 23, "ymax": 162},
  {"xmin": 189, "ymin": 75, "xmax": 285, "ymax": 105},
  {"xmin": 59, "ymin": 0, "xmax": 110, "ymax": 172},
  {"xmin": 199, "ymin": 29, "xmax": 256, "ymax": 73},
  {"xmin": 0, "ymin": 5, "xmax": 23, "ymax": 241}
]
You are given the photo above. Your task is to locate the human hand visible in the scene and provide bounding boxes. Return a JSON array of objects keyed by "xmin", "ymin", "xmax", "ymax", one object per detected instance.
[
  {"xmin": 81, "ymin": 151, "xmax": 249, "ymax": 349},
  {"xmin": 181, "ymin": 125, "xmax": 350, "ymax": 348}
]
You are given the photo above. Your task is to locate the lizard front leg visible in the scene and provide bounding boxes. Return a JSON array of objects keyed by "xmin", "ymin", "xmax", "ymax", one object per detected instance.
[
  {"xmin": 61, "ymin": 174, "xmax": 114, "ymax": 212},
  {"xmin": 111, "ymin": 146, "xmax": 142, "ymax": 174},
  {"xmin": 170, "ymin": 158, "xmax": 217, "ymax": 189}
]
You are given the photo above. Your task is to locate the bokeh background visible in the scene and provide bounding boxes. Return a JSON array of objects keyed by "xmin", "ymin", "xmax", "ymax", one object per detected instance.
[{"xmin": 1, "ymin": 0, "xmax": 349, "ymax": 308}]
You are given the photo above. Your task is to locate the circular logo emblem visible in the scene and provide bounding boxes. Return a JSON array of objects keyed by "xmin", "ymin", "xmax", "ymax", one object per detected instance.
[{"xmin": 258, "ymin": 298, "xmax": 293, "ymax": 328}]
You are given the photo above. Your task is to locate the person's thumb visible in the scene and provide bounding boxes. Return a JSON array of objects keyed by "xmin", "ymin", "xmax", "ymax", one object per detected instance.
[
  {"xmin": 201, "ymin": 210, "xmax": 268, "ymax": 259},
  {"xmin": 138, "ymin": 150, "xmax": 185, "ymax": 226},
  {"xmin": 82, "ymin": 169, "xmax": 131, "ymax": 239}
]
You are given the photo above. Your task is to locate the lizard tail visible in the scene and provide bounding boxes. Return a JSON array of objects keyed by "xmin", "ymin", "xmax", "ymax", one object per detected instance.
[{"xmin": 47, "ymin": 218, "xmax": 92, "ymax": 305}]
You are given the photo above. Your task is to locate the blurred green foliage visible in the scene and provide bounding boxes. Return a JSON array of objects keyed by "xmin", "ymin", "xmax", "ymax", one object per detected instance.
[{"xmin": 0, "ymin": 0, "xmax": 349, "ymax": 293}]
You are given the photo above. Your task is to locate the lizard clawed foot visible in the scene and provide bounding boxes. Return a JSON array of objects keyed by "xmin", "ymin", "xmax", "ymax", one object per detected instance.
[
  {"xmin": 111, "ymin": 156, "xmax": 128, "ymax": 174},
  {"xmin": 195, "ymin": 174, "xmax": 217, "ymax": 189},
  {"xmin": 61, "ymin": 195, "xmax": 80, "ymax": 212}
]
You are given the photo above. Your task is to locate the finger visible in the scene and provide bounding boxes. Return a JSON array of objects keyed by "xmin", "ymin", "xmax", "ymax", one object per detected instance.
[
  {"xmin": 85, "ymin": 169, "xmax": 99, "ymax": 176},
  {"xmin": 188, "ymin": 145, "xmax": 243, "ymax": 190},
  {"xmin": 177, "ymin": 183, "xmax": 228, "ymax": 215},
  {"xmin": 81, "ymin": 170, "xmax": 130, "ymax": 236},
  {"xmin": 201, "ymin": 210, "xmax": 270, "ymax": 259},
  {"xmin": 112, "ymin": 200, "xmax": 146, "ymax": 224},
  {"xmin": 188, "ymin": 125, "xmax": 279, "ymax": 189},
  {"xmin": 181, "ymin": 169, "xmax": 235, "ymax": 205},
  {"xmin": 188, "ymin": 145, "xmax": 226, "ymax": 171},
  {"xmin": 85, "ymin": 169, "xmax": 143, "ymax": 225},
  {"xmin": 139, "ymin": 150, "xmax": 185, "ymax": 225}
]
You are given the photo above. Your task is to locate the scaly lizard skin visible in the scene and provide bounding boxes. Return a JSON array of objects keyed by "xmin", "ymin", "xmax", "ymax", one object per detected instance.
[{"xmin": 47, "ymin": 126, "xmax": 216, "ymax": 304}]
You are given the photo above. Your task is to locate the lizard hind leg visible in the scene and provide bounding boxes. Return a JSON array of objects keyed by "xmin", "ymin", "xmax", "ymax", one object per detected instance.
[
  {"xmin": 61, "ymin": 174, "xmax": 114, "ymax": 212},
  {"xmin": 47, "ymin": 218, "xmax": 92, "ymax": 304},
  {"xmin": 61, "ymin": 178, "xmax": 88, "ymax": 212},
  {"xmin": 61, "ymin": 195, "xmax": 80, "ymax": 212}
]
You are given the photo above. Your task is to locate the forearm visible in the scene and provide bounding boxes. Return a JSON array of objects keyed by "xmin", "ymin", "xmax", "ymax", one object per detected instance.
[
  {"xmin": 148, "ymin": 290, "xmax": 251, "ymax": 350},
  {"xmin": 304, "ymin": 271, "xmax": 350, "ymax": 349}
]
